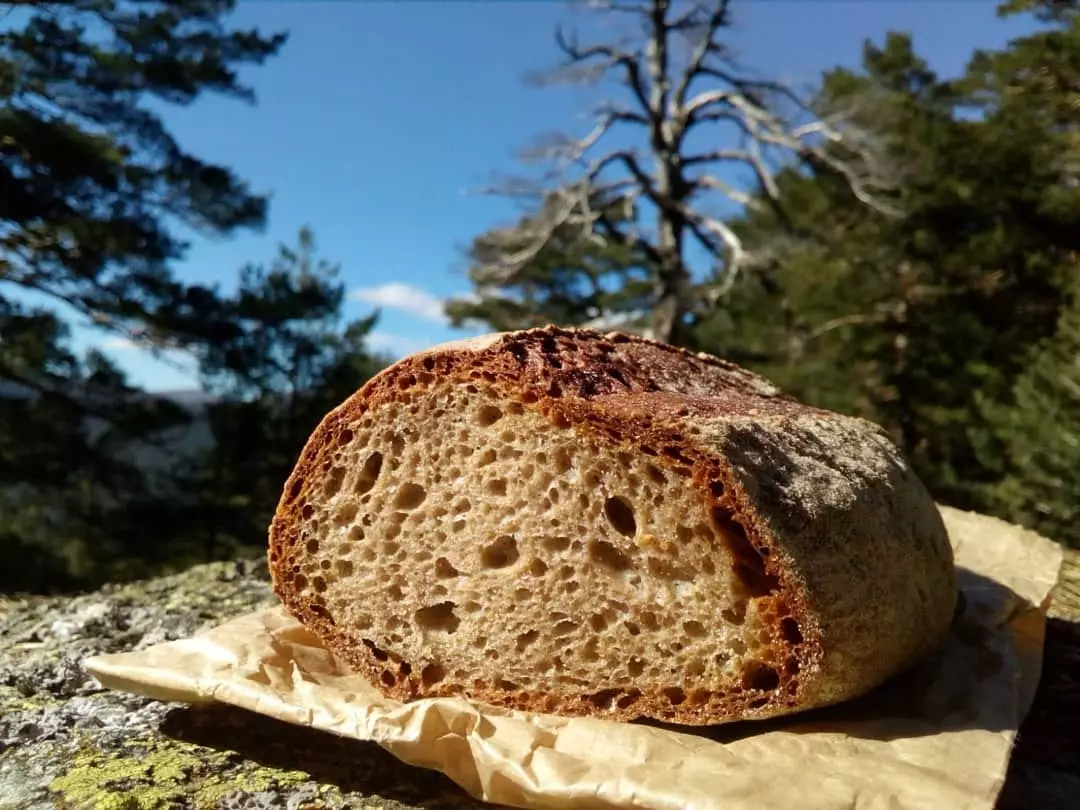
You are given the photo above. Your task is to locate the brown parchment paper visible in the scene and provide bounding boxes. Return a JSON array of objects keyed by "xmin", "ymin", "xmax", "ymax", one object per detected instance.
[{"xmin": 85, "ymin": 506, "xmax": 1065, "ymax": 810}]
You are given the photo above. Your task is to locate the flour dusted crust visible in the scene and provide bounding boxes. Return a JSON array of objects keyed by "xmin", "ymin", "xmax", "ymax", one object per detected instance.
[{"xmin": 268, "ymin": 326, "xmax": 957, "ymax": 725}]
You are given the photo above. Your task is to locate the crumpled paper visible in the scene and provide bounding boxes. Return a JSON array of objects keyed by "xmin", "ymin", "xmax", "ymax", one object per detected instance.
[{"xmin": 85, "ymin": 506, "xmax": 1065, "ymax": 810}]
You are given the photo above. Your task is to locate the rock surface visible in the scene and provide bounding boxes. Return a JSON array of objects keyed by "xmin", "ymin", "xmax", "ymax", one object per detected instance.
[
  {"xmin": 0, "ymin": 559, "xmax": 487, "ymax": 810},
  {"xmin": 1, "ymin": 549, "xmax": 1077, "ymax": 810}
]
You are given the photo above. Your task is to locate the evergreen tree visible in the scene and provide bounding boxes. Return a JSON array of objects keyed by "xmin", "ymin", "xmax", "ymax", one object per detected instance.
[
  {"xmin": 191, "ymin": 228, "xmax": 387, "ymax": 558},
  {"xmin": 0, "ymin": 0, "xmax": 286, "ymax": 592},
  {"xmin": 987, "ymin": 264, "xmax": 1080, "ymax": 548},
  {"xmin": 702, "ymin": 10, "xmax": 1080, "ymax": 509}
]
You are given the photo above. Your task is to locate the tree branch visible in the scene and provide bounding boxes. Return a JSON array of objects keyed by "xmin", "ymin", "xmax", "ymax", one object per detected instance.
[{"xmin": 672, "ymin": 1, "xmax": 732, "ymax": 112}]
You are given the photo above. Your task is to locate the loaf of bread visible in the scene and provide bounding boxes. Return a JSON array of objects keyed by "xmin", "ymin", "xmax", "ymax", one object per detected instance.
[{"xmin": 268, "ymin": 326, "xmax": 957, "ymax": 726}]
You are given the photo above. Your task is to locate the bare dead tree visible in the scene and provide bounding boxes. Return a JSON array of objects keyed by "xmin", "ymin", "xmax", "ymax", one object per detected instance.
[{"xmin": 471, "ymin": 0, "xmax": 899, "ymax": 344}]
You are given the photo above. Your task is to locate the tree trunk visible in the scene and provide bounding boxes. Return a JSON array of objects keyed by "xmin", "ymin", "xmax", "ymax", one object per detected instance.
[{"xmin": 651, "ymin": 215, "xmax": 690, "ymax": 345}]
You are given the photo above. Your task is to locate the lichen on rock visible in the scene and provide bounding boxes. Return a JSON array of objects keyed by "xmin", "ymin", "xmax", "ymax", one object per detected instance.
[{"xmin": 0, "ymin": 558, "xmax": 487, "ymax": 810}]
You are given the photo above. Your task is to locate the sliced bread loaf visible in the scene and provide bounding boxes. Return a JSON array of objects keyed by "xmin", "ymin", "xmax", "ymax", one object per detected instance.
[{"xmin": 268, "ymin": 326, "xmax": 957, "ymax": 726}]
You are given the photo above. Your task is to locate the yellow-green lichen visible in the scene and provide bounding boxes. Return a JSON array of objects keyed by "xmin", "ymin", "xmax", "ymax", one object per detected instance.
[
  {"xmin": 0, "ymin": 683, "xmax": 52, "ymax": 712},
  {"xmin": 48, "ymin": 738, "xmax": 314, "ymax": 810}
]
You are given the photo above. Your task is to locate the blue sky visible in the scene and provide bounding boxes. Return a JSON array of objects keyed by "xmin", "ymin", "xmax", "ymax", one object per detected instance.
[{"xmin": 71, "ymin": 0, "xmax": 1040, "ymax": 392}]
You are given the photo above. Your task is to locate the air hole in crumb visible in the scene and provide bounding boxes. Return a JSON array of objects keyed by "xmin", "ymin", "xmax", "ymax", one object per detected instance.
[
  {"xmin": 589, "ymin": 614, "xmax": 608, "ymax": 632},
  {"xmin": 393, "ymin": 482, "xmax": 427, "ymax": 510},
  {"xmin": 552, "ymin": 620, "xmax": 578, "ymax": 637},
  {"xmin": 380, "ymin": 670, "xmax": 396, "ymax": 687},
  {"xmin": 335, "ymin": 560, "xmax": 354, "ymax": 577},
  {"xmin": 743, "ymin": 661, "xmax": 781, "ymax": 691},
  {"xmin": 301, "ymin": 504, "xmax": 314, "ymax": 519},
  {"xmin": 480, "ymin": 535, "xmax": 519, "ymax": 569},
  {"xmin": 604, "ymin": 497, "xmax": 637, "ymax": 537},
  {"xmin": 554, "ymin": 449, "xmax": 572, "ymax": 474},
  {"xmin": 305, "ymin": 538, "xmax": 319, "ymax": 554},
  {"xmin": 780, "ymin": 617, "xmax": 803, "ymax": 645},
  {"xmin": 421, "ymin": 663, "xmax": 445, "ymax": 686},
  {"xmin": 292, "ymin": 574, "xmax": 307, "ymax": 590},
  {"xmin": 323, "ymin": 467, "xmax": 345, "ymax": 497},
  {"xmin": 585, "ymin": 689, "xmax": 621, "ymax": 709},
  {"xmin": 624, "ymin": 621, "xmax": 641, "ymax": 636},
  {"xmin": 496, "ymin": 679, "xmax": 519, "ymax": 691},
  {"xmin": 516, "ymin": 630, "xmax": 539, "ymax": 651},
  {"xmin": 663, "ymin": 687, "xmax": 686, "ymax": 705},
  {"xmin": 334, "ymin": 504, "xmax": 358, "ymax": 526},
  {"xmin": 475, "ymin": 405, "xmax": 503, "ymax": 427},
  {"xmin": 434, "ymin": 557, "xmax": 461, "ymax": 579},
  {"xmin": 414, "ymin": 602, "xmax": 460, "ymax": 633},
  {"xmin": 308, "ymin": 604, "xmax": 332, "ymax": 622},
  {"xmin": 722, "ymin": 602, "xmax": 747, "ymax": 625},
  {"xmin": 713, "ymin": 508, "xmax": 779, "ymax": 596},
  {"xmin": 312, "ymin": 576, "xmax": 327, "ymax": 593},
  {"xmin": 486, "ymin": 479, "xmax": 507, "ymax": 496},
  {"xmin": 628, "ymin": 658, "xmax": 644, "ymax": 677},
  {"xmin": 477, "ymin": 448, "xmax": 497, "ymax": 466},
  {"xmin": 683, "ymin": 620, "xmax": 707, "ymax": 638},
  {"xmin": 589, "ymin": 540, "xmax": 631, "ymax": 571},
  {"xmin": 356, "ymin": 452, "xmax": 383, "ymax": 494},
  {"xmin": 616, "ymin": 692, "xmax": 639, "ymax": 710},
  {"xmin": 363, "ymin": 640, "xmax": 389, "ymax": 661},
  {"xmin": 542, "ymin": 535, "xmax": 571, "ymax": 553},
  {"xmin": 685, "ymin": 659, "xmax": 706, "ymax": 678},
  {"xmin": 527, "ymin": 558, "xmax": 548, "ymax": 576}
]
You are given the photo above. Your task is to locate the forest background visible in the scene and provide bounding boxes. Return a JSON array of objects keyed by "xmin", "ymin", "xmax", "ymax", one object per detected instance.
[{"xmin": 2, "ymin": 0, "xmax": 1078, "ymax": 594}]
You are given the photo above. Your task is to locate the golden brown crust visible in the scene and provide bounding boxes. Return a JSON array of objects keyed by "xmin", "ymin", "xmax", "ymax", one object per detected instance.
[{"xmin": 268, "ymin": 326, "xmax": 957, "ymax": 725}]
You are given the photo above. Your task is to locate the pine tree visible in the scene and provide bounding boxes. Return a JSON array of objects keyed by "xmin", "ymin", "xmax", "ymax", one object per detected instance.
[
  {"xmin": 0, "ymin": 1, "xmax": 286, "ymax": 592},
  {"xmin": 987, "ymin": 264, "xmax": 1080, "ymax": 548}
]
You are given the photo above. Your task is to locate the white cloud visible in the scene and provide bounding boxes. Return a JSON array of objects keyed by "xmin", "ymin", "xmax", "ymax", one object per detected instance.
[
  {"xmin": 349, "ymin": 282, "xmax": 449, "ymax": 323},
  {"xmin": 364, "ymin": 331, "xmax": 434, "ymax": 358}
]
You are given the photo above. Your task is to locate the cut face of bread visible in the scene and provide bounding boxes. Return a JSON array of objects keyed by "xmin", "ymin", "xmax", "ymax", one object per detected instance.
[{"xmin": 269, "ymin": 327, "xmax": 957, "ymax": 726}]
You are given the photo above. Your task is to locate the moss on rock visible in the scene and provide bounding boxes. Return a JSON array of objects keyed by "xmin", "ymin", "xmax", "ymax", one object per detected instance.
[{"xmin": 49, "ymin": 738, "xmax": 312, "ymax": 810}]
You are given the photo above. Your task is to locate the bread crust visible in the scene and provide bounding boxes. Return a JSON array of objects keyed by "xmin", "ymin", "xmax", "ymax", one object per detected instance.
[{"xmin": 268, "ymin": 326, "xmax": 957, "ymax": 725}]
